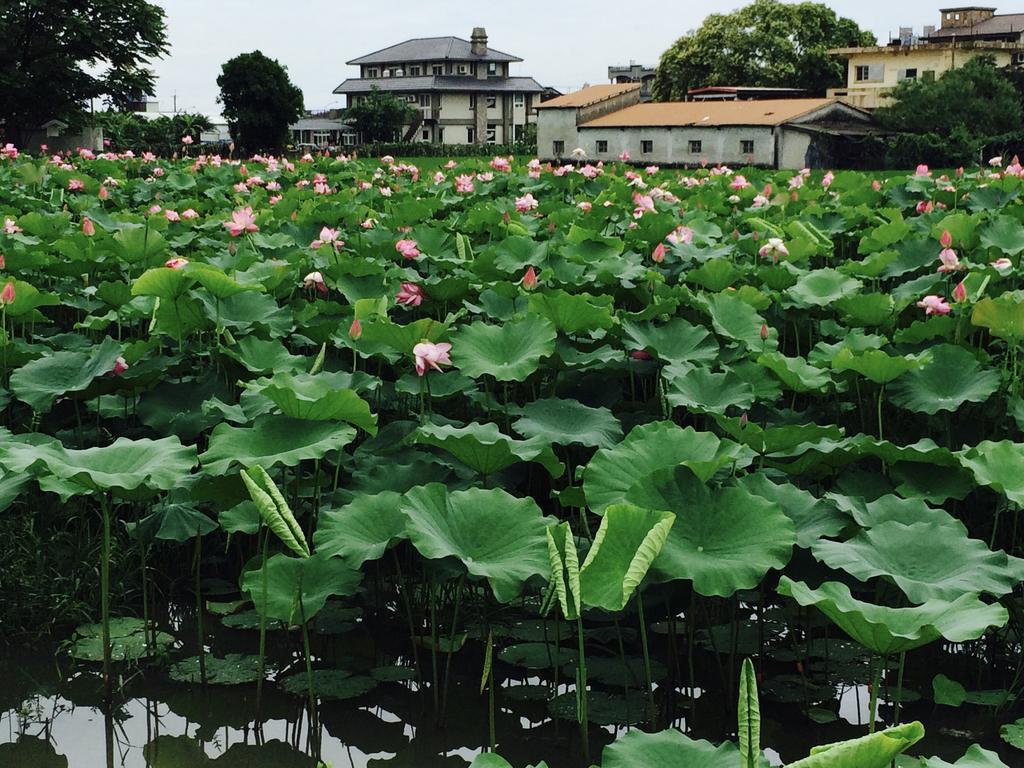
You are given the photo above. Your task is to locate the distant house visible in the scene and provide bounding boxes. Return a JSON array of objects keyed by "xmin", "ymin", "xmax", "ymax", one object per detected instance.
[
  {"xmin": 538, "ymin": 84, "xmax": 877, "ymax": 168},
  {"xmin": 23, "ymin": 119, "xmax": 103, "ymax": 153},
  {"xmin": 687, "ymin": 86, "xmax": 809, "ymax": 101},
  {"xmin": 333, "ymin": 28, "xmax": 546, "ymax": 144},
  {"xmin": 829, "ymin": 5, "xmax": 1024, "ymax": 109},
  {"xmin": 608, "ymin": 63, "xmax": 656, "ymax": 100},
  {"xmin": 290, "ymin": 115, "xmax": 356, "ymax": 149}
]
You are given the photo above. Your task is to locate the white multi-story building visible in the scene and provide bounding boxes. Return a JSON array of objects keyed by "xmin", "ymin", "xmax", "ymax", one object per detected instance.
[{"xmin": 333, "ymin": 27, "xmax": 545, "ymax": 145}]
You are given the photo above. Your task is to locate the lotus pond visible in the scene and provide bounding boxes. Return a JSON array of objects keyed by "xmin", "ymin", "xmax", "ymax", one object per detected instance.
[{"xmin": 1, "ymin": 148, "xmax": 1024, "ymax": 768}]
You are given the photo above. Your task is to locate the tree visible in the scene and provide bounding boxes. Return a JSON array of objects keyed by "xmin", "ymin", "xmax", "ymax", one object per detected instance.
[
  {"xmin": 344, "ymin": 87, "xmax": 419, "ymax": 143},
  {"xmin": 652, "ymin": 0, "xmax": 875, "ymax": 101},
  {"xmin": 0, "ymin": 0, "xmax": 168, "ymax": 144},
  {"xmin": 876, "ymin": 56, "xmax": 1024, "ymax": 167},
  {"xmin": 217, "ymin": 51, "xmax": 304, "ymax": 153},
  {"xmin": 95, "ymin": 111, "xmax": 214, "ymax": 155}
]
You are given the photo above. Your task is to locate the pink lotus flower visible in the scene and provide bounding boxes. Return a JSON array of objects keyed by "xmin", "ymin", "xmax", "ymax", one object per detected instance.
[
  {"xmin": 992, "ymin": 257, "xmax": 1013, "ymax": 273},
  {"xmin": 165, "ymin": 209, "xmax": 180, "ymax": 222},
  {"xmin": 303, "ymin": 271, "xmax": 328, "ymax": 295},
  {"xmin": 577, "ymin": 201, "xmax": 592, "ymax": 212},
  {"xmin": 349, "ymin": 316, "xmax": 362, "ymax": 339},
  {"xmin": 311, "ymin": 227, "xmax": 343, "ymax": 251},
  {"xmin": 1, "ymin": 143, "xmax": 18, "ymax": 159},
  {"xmin": 915, "ymin": 164, "xmax": 931, "ymax": 177},
  {"xmin": 758, "ymin": 237, "xmax": 789, "ymax": 262},
  {"xmin": 989, "ymin": 155, "xmax": 1003, "ymax": 167},
  {"xmin": 68, "ymin": 179, "xmax": 84, "ymax": 192},
  {"xmin": 618, "ymin": 151, "xmax": 631, "ymax": 162},
  {"xmin": 433, "ymin": 171, "xmax": 445, "ymax": 184},
  {"xmin": 629, "ymin": 349, "xmax": 652, "ymax": 360},
  {"xmin": 182, "ymin": 135, "xmax": 194, "ymax": 145},
  {"xmin": 760, "ymin": 323, "xmax": 770, "ymax": 341},
  {"xmin": 98, "ymin": 185, "xmax": 109, "ymax": 200},
  {"xmin": 3, "ymin": 218, "xmax": 22, "ymax": 235},
  {"xmin": 445, "ymin": 160, "xmax": 457, "ymax": 169},
  {"xmin": 788, "ymin": 174, "xmax": 805, "ymax": 190},
  {"xmin": 0, "ymin": 281, "xmax": 14, "ymax": 305},
  {"xmin": 953, "ymin": 281, "xmax": 967, "ymax": 303},
  {"xmin": 729, "ymin": 175, "xmax": 750, "ymax": 190},
  {"xmin": 182, "ymin": 208, "xmax": 198, "ymax": 220},
  {"xmin": 165, "ymin": 257, "xmax": 189, "ymax": 270},
  {"xmin": 0, "ymin": 254, "xmax": 5, "ymax": 270},
  {"xmin": 916, "ymin": 200, "xmax": 934, "ymax": 214},
  {"xmin": 455, "ymin": 174, "xmax": 475, "ymax": 194},
  {"xmin": 80, "ymin": 217, "xmax": 95, "ymax": 236},
  {"xmin": 645, "ymin": 165, "xmax": 660, "ymax": 175},
  {"xmin": 666, "ymin": 226, "xmax": 693, "ymax": 245},
  {"xmin": 490, "ymin": 156, "xmax": 512, "ymax": 172},
  {"xmin": 937, "ymin": 248, "xmax": 961, "ymax": 273},
  {"xmin": 152, "ymin": 167, "xmax": 165, "ymax": 177},
  {"xmin": 224, "ymin": 207, "xmax": 258, "ymax": 236},
  {"xmin": 396, "ymin": 239, "xmax": 420, "ymax": 259},
  {"xmin": 652, "ymin": 243, "xmax": 666, "ymax": 263},
  {"xmin": 107, "ymin": 356, "xmax": 129, "ymax": 376},
  {"xmin": 917, "ymin": 295, "xmax": 950, "ymax": 315},
  {"xmin": 632, "ymin": 193, "xmax": 655, "ymax": 219},
  {"xmin": 521, "ymin": 266, "xmax": 538, "ymax": 290},
  {"xmin": 413, "ymin": 340, "xmax": 452, "ymax": 376},
  {"xmin": 751, "ymin": 194, "xmax": 769, "ymax": 208},
  {"xmin": 940, "ymin": 229, "xmax": 953, "ymax": 248},
  {"xmin": 871, "ymin": 180, "xmax": 882, "ymax": 191},
  {"xmin": 396, "ymin": 282, "xmax": 424, "ymax": 306},
  {"xmin": 478, "ymin": 171, "xmax": 494, "ymax": 182},
  {"xmin": 515, "ymin": 193, "xmax": 538, "ymax": 213},
  {"xmin": 822, "ymin": 171, "xmax": 835, "ymax": 188}
]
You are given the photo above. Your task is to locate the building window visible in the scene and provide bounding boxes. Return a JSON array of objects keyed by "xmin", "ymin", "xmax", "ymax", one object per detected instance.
[
  {"xmin": 741, "ymin": 139, "xmax": 754, "ymax": 154},
  {"xmin": 514, "ymin": 93, "xmax": 524, "ymax": 107},
  {"xmin": 432, "ymin": 64, "xmax": 443, "ymax": 75},
  {"xmin": 458, "ymin": 64, "xmax": 468, "ymax": 74},
  {"xmin": 393, "ymin": 68, "xmax": 404, "ymax": 77},
  {"xmin": 553, "ymin": 140, "xmax": 565, "ymax": 155},
  {"xmin": 855, "ymin": 65, "xmax": 870, "ymax": 81},
  {"xmin": 422, "ymin": 129, "xmax": 430, "ymax": 140},
  {"xmin": 366, "ymin": 67, "xmax": 378, "ymax": 78},
  {"xmin": 410, "ymin": 65, "xmax": 421, "ymax": 76},
  {"xmin": 900, "ymin": 68, "xmax": 918, "ymax": 80},
  {"xmin": 641, "ymin": 139, "xmax": 654, "ymax": 153},
  {"xmin": 922, "ymin": 69, "xmax": 936, "ymax": 82},
  {"xmin": 486, "ymin": 127, "xmax": 497, "ymax": 144},
  {"xmin": 488, "ymin": 62, "xmax": 497, "ymax": 76},
  {"xmin": 596, "ymin": 140, "xmax": 608, "ymax": 153},
  {"xmin": 688, "ymin": 140, "xmax": 701, "ymax": 154},
  {"xmin": 405, "ymin": 94, "xmax": 417, "ymax": 103},
  {"xmin": 438, "ymin": 127, "xmax": 445, "ymax": 142},
  {"xmin": 418, "ymin": 94, "xmax": 430, "ymax": 107},
  {"xmin": 486, "ymin": 95, "xmax": 497, "ymax": 109},
  {"xmin": 469, "ymin": 94, "xmax": 476, "ymax": 109},
  {"xmin": 467, "ymin": 127, "xmax": 475, "ymax": 143},
  {"xmin": 514, "ymin": 124, "xmax": 523, "ymax": 140}
]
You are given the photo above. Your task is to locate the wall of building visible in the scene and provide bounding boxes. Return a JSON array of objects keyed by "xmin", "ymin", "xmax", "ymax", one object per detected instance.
[
  {"xmin": 778, "ymin": 129, "xmax": 814, "ymax": 169},
  {"xmin": 575, "ymin": 125, "xmax": 778, "ymax": 166},
  {"xmin": 537, "ymin": 109, "xmax": 580, "ymax": 160}
]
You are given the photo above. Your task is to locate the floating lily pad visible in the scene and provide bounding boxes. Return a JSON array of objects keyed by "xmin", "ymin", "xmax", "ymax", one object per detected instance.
[
  {"xmin": 278, "ymin": 669, "xmax": 378, "ymax": 700},
  {"xmin": 169, "ymin": 653, "xmax": 264, "ymax": 685},
  {"xmin": 67, "ymin": 617, "xmax": 174, "ymax": 661}
]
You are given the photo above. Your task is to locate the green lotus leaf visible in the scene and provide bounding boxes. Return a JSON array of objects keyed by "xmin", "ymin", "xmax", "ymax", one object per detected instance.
[
  {"xmin": 835, "ymin": 293, "xmax": 895, "ymax": 326},
  {"xmin": 904, "ymin": 745, "xmax": 1011, "ymax": 768},
  {"xmin": 200, "ymin": 415, "xmax": 356, "ymax": 475},
  {"xmin": 0, "ymin": 469, "xmax": 30, "ymax": 513},
  {"xmin": 143, "ymin": 735, "xmax": 209, "ymax": 767},
  {"xmin": 415, "ymin": 421, "xmax": 563, "ymax": 477},
  {"xmin": 548, "ymin": 689, "xmax": 652, "ymax": 726},
  {"xmin": 832, "ymin": 347, "xmax": 924, "ymax": 384},
  {"xmin": 115, "ymin": 226, "xmax": 167, "ymax": 265},
  {"xmin": 126, "ymin": 502, "xmax": 218, "ymax": 543},
  {"xmin": 824, "ymin": 492, "xmax": 963, "ymax": 533},
  {"xmin": 889, "ymin": 345, "xmax": 1000, "ymax": 414},
  {"xmin": 185, "ymin": 262, "xmax": 263, "ymax": 299},
  {"xmin": 1001, "ymin": 720, "xmax": 1024, "ymax": 752},
  {"xmin": 68, "ymin": 617, "xmax": 174, "ymax": 661},
  {"xmin": 0, "ymin": 738, "xmax": 68, "ymax": 768},
  {"xmin": 778, "ymin": 578, "xmax": 1008, "ymax": 656},
  {"xmin": 703, "ymin": 292, "xmax": 778, "ymax": 350},
  {"xmin": 980, "ymin": 214, "xmax": 1024, "ymax": 255},
  {"xmin": 278, "ymin": 669, "xmax": 377, "ymax": 700},
  {"xmin": 890, "ymin": 461, "xmax": 973, "ymax": 503},
  {"xmin": 757, "ymin": 352, "xmax": 832, "ymax": 392},
  {"xmin": 600, "ymin": 728, "xmax": 739, "ymax": 768},
  {"xmin": 958, "ymin": 440, "xmax": 1024, "ymax": 506},
  {"xmin": 217, "ymin": 740, "xmax": 318, "ymax": 767},
  {"xmin": 634, "ymin": 467, "xmax": 794, "ymax": 597},
  {"xmin": 241, "ymin": 464, "xmax": 309, "ymax": 558},
  {"xmin": 688, "ymin": 257, "xmax": 739, "ymax": 291},
  {"xmin": 622, "ymin": 317, "xmax": 719, "ymax": 365},
  {"xmin": 578, "ymin": 503, "xmax": 675, "ymax": 612},
  {"xmin": 132, "ymin": 266, "xmax": 191, "ymax": 299},
  {"xmin": 584, "ymin": 422, "xmax": 753, "ymax": 514},
  {"xmin": 546, "ymin": 521, "xmax": 581, "ymax": 620},
  {"xmin": 400, "ymin": 483, "xmax": 551, "ymax": 603},
  {"xmin": 245, "ymin": 372, "xmax": 377, "ymax": 433},
  {"xmin": 9, "ymin": 336, "xmax": 122, "ymax": 412},
  {"xmin": 734, "ymin": 474, "xmax": 847, "ymax": 548},
  {"xmin": 787, "ymin": 268, "xmax": 863, "ymax": 308},
  {"xmin": 527, "ymin": 289, "xmax": 615, "ymax": 333},
  {"xmin": 512, "ymin": 397, "xmax": 622, "ymax": 449},
  {"xmin": 224, "ymin": 336, "xmax": 306, "ymax": 374},
  {"xmin": 498, "ymin": 642, "xmax": 577, "ymax": 670},
  {"xmin": 665, "ymin": 367, "xmax": 755, "ymax": 414},
  {"xmin": 0, "ymin": 434, "xmax": 196, "ymax": 498},
  {"xmin": 452, "ymin": 315, "xmax": 557, "ymax": 381},
  {"xmin": 358, "ymin": 316, "xmax": 449, "ymax": 354},
  {"xmin": 971, "ymin": 295, "xmax": 1024, "ymax": 340},
  {"xmin": 715, "ymin": 418, "xmax": 844, "ymax": 455},
  {"xmin": 812, "ymin": 521, "xmax": 1018, "ymax": 603},
  {"xmin": 932, "ymin": 673, "xmax": 967, "ymax": 706},
  {"xmin": 241, "ymin": 552, "xmax": 362, "ymax": 624},
  {"xmin": 785, "ymin": 721, "xmax": 924, "ymax": 768},
  {"xmin": 314, "ymin": 491, "xmax": 408, "ymax": 567},
  {"xmin": 168, "ymin": 653, "xmax": 265, "ymax": 685},
  {"xmin": 0, "ymin": 279, "xmax": 60, "ymax": 317},
  {"xmin": 470, "ymin": 755, "xmax": 550, "ymax": 768}
]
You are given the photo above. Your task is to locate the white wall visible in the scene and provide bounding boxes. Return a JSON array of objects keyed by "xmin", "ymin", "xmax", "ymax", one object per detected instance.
[
  {"xmin": 577, "ymin": 125, "xmax": 777, "ymax": 166},
  {"xmin": 537, "ymin": 108, "xmax": 580, "ymax": 160}
]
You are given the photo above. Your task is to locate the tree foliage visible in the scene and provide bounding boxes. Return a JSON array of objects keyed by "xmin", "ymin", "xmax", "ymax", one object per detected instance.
[
  {"xmin": 344, "ymin": 87, "xmax": 419, "ymax": 143},
  {"xmin": 652, "ymin": 0, "xmax": 875, "ymax": 101},
  {"xmin": 0, "ymin": 0, "xmax": 168, "ymax": 142},
  {"xmin": 216, "ymin": 51, "xmax": 304, "ymax": 153},
  {"xmin": 877, "ymin": 56, "xmax": 1024, "ymax": 167},
  {"xmin": 94, "ymin": 111, "xmax": 214, "ymax": 156}
]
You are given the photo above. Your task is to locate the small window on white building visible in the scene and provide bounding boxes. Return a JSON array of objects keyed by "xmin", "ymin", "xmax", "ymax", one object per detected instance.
[
  {"xmin": 899, "ymin": 68, "xmax": 918, "ymax": 80},
  {"xmin": 553, "ymin": 140, "xmax": 565, "ymax": 155},
  {"xmin": 418, "ymin": 94, "xmax": 431, "ymax": 107},
  {"xmin": 469, "ymin": 94, "xmax": 477, "ymax": 109},
  {"xmin": 514, "ymin": 93, "xmax": 525, "ymax": 107},
  {"xmin": 458, "ymin": 64, "xmax": 468, "ymax": 74},
  {"xmin": 488, "ymin": 62, "xmax": 497, "ymax": 75},
  {"xmin": 406, "ymin": 94, "xmax": 417, "ymax": 103},
  {"xmin": 422, "ymin": 129, "xmax": 430, "ymax": 140},
  {"xmin": 486, "ymin": 127, "xmax": 497, "ymax": 144},
  {"xmin": 596, "ymin": 140, "xmax": 608, "ymax": 153},
  {"xmin": 741, "ymin": 139, "xmax": 754, "ymax": 154},
  {"xmin": 432, "ymin": 64, "xmax": 444, "ymax": 75},
  {"xmin": 642, "ymin": 140, "xmax": 654, "ymax": 154},
  {"xmin": 688, "ymin": 140, "xmax": 701, "ymax": 154},
  {"xmin": 366, "ymin": 67, "xmax": 378, "ymax": 78},
  {"xmin": 486, "ymin": 95, "xmax": 497, "ymax": 109},
  {"xmin": 410, "ymin": 65, "xmax": 421, "ymax": 76},
  {"xmin": 467, "ymin": 127, "xmax": 476, "ymax": 143}
]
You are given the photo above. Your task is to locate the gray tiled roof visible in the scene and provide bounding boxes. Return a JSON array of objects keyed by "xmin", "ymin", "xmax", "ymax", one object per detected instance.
[
  {"xmin": 334, "ymin": 76, "xmax": 545, "ymax": 95},
  {"xmin": 927, "ymin": 14, "xmax": 1024, "ymax": 39},
  {"xmin": 347, "ymin": 37, "xmax": 522, "ymax": 65},
  {"xmin": 290, "ymin": 118, "xmax": 352, "ymax": 131}
]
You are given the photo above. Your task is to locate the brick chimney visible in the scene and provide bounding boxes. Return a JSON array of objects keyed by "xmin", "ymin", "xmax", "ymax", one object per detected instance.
[
  {"xmin": 471, "ymin": 27, "xmax": 488, "ymax": 56},
  {"xmin": 939, "ymin": 6, "xmax": 996, "ymax": 29}
]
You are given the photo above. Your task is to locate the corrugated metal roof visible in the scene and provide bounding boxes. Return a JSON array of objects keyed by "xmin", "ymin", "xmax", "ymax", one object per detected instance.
[
  {"xmin": 537, "ymin": 83, "xmax": 641, "ymax": 109},
  {"xmin": 347, "ymin": 37, "xmax": 522, "ymax": 65},
  {"xmin": 578, "ymin": 99, "xmax": 843, "ymax": 128},
  {"xmin": 928, "ymin": 13, "xmax": 1024, "ymax": 38},
  {"xmin": 334, "ymin": 76, "xmax": 545, "ymax": 94},
  {"xmin": 290, "ymin": 118, "xmax": 352, "ymax": 131}
]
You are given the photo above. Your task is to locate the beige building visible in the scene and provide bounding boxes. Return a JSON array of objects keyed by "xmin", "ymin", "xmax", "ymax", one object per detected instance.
[
  {"xmin": 538, "ymin": 85, "xmax": 876, "ymax": 168},
  {"xmin": 334, "ymin": 28, "xmax": 545, "ymax": 145},
  {"xmin": 829, "ymin": 6, "xmax": 1024, "ymax": 109}
]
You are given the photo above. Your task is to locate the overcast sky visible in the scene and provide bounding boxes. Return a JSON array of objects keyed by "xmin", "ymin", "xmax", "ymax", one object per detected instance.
[{"xmin": 148, "ymin": 0, "xmax": 950, "ymax": 119}]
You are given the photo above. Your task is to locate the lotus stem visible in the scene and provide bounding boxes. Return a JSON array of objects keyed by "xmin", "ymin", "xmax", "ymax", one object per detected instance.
[
  {"xmin": 576, "ymin": 614, "xmax": 590, "ymax": 764},
  {"xmin": 430, "ymin": 580, "xmax": 440, "ymax": 712},
  {"xmin": 100, "ymin": 493, "xmax": 112, "ymax": 705},
  {"xmin": 894, "ymin": 652, "xmax": 906, "ymax": 726},
  {"xmin": 637, "ymin": 592, "xmax": 656, "ymax": 724},
  {"xmin": 298, "ymin": 590, "xmax": 318, "ymax": 751},
  {"xmin": 193, "ymin": 525, "xmax": 206, "ymax": 685},
  {"xmin": 391, "ymin": 549, "xmax": 421, "ymax": 685},
  {"xmin": 868, "ymin": 654, "xmax": 884, "ymax": 733},
  {"xmin": 256, "ymin": 530, "xmax": 269, "ymax": 715},
  {"xmin": 440, "ymin": 574, "xmax": 466, "ymax": 720},
  {"xmin": 876, "ymin": 385, "xmax": 885, "ymax": 441}
]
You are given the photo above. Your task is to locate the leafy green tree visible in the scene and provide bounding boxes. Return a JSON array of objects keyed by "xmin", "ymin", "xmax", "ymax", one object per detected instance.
[
  {"xmin": 877, "ymin": 56, "xmax": 1024, "ymax": 167},
  {"xmin": 652, "ymin": 0, "xmax": 874, "ymax": 101},
  {"xmin": 216, "ymin": 51, "xmax": 304, "ymax": 153},
  {"xmin": 0, "ymin": 0, "xmax": 168, "ymax": 144},
  {"xmin": 344, "ymin": 87, "xmax": 419, "ymax": 143},
  {"xmin": 96, "ymin": 111, "xmax": 214, "ymax": 155}
]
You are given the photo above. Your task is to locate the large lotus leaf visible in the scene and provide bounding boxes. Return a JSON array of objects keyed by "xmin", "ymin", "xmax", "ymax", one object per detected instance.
[
  {"xmin": 185, "ymin": 262, "xmax": 263, "ymax": 299},
  {"xmin": 0, "ymin": 435, "xmax": 196, "ymax": 498},
  {"xmin": 600, "ymin": 728, "xmax": 739, "ymax": 768},
  {"xmin": 735, "ymin": 474, "xmax": 847, "ymax": 548},
  {"xmin": 715, "ymin": 418, "xmax": 844, "ymax": 456},
  {"xmin": 414, "ymin": 421, "xmax": 563, "ymax": 477},
  {"xmin": 512, "ymin": 397, "xmax": 622, "ymax": 449},
  {"xmin": 622, "ymin": 318, "xmax": 719, "ymax": 365},
  {"xmin": 358, "ymin": 316, "xmax": 449, "ymax": 354},
  {"xmin": 245, "ymin": 372, "xmax": 377, "ymax": 433},
  {"xmin": 279, "ymin": 669, "xmax": 378, "ymax": 700},
  {"xmin": 584, "ymin": 422, "xmax": 753, "ymax": 514},
  {"xmin": 217, "ymin": 740, "xmax": 318, "ymax": 768},
  {"xmin": 224, "ymin": 336, "xmax": 306, "ymax": 374},
  {"xmin": 469, "ymin": 755, "xmax": 549, "ymax": 768},
  {"xmin": 785, "ymin": 721, "xmax": 924, "ymax": 768},
  {"xmin": 143, "ymin": 735, "xmax": 209, "ymax": 767},
  {"xmin": 757, "ymin": 352, "xmax": 831, "ymax": 392},
  {"xmin": 832, "ymin": 347, "xmax": 924, "ymax": 384},
  {"xmin": 704, "ymin": 292, "xmax": 778, "ymax": 350},
  {"xmin": 546, "ymin": 521, "xmax": 581, "ymax": 620},
  {"xmin": 127, "ymin": 502, "xmax": 218, "ymax": 543},
  {"xmin": 528, "ymin": 289, "xmax": 614, "ymax": 333},
  {"xmin": 778, "ymin": 578, "xmax": 1008, "ymax": 656},
  {"xmin": 241, "ymin": 552, "xmax": 362, "ymax": 624},
  {"xmin": 1000, "ymin": 721, "xmax": 1024, "ymax": 752},
  {"xmin": 132, "ymin": 266, "xmax": 191, "ymax": 299},
  {"xmin": 824, "ymin": 493, "xmax": 962, "ymax": 533},
  {"xmin": 68, "ymin": 616, "xmax": 175, "ymax": 661},
  {"xmin": 665, "ymin": 367, "xmax": 755, "ymax": 414},
  {"xmin": 169, "ymin": 653, "xmax": 264, "ymax": 685},
  {"xmin": 890, "ymin": 345, "xmax": 1000, "ymax": 414},
  {"xmin": 971, "ymin": 295, "xmax": 1024, "ymax": 340},
  {"xmin": 313, "ymin": 491, "xmax": 408, "ymax": 567},
  {"xmin": 635, "ymin": 467, "xmax": 795, "ymax": 597},
  {"xmin": 0, "ymin": 279, "xmax": 61, "ymax": 317},
  {"xmin": 958, "ymin": 440, "xmax": 1024, "ymax": 506},
  {"xmin": 0, "ymin": 738, "xmax": 68, "ymax": 768},
  {"xmin": 578, "ymin": 504, "xmax": 675, "ymax": 611},
  {"xmin": 452, "ymin": 315, "xmax": 557, "ymax": 381},
  {"xmin": 200, "ymin": 415, "xmax": 356, "ymax": 475},
  {"xmin": 903, "ymin": 745, "xmax": 1011, "ymax": 768},
  {"xmin": 0, "ymin": 469, "xmax": 29, "ymax": 513},
  {"xmin": 787, "ymin": 268, "xmax": 862, "ymax": 308},
  {"xmin": 812, "ymin": 521, "xmax": 1018, "ymax": 603},
  {"xmin": 9, "ymin": 336, "xmax": 121, "ymax": 412},
  {"xmin": 401, "ymin": 483, "xmax": 550, "ymax": 602}
]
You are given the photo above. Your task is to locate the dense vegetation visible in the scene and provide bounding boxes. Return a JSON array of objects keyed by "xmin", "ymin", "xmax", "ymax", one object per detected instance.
[{"xmin": 1, "ymin": 148, "xmax": 1023, "ymax": 767}]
